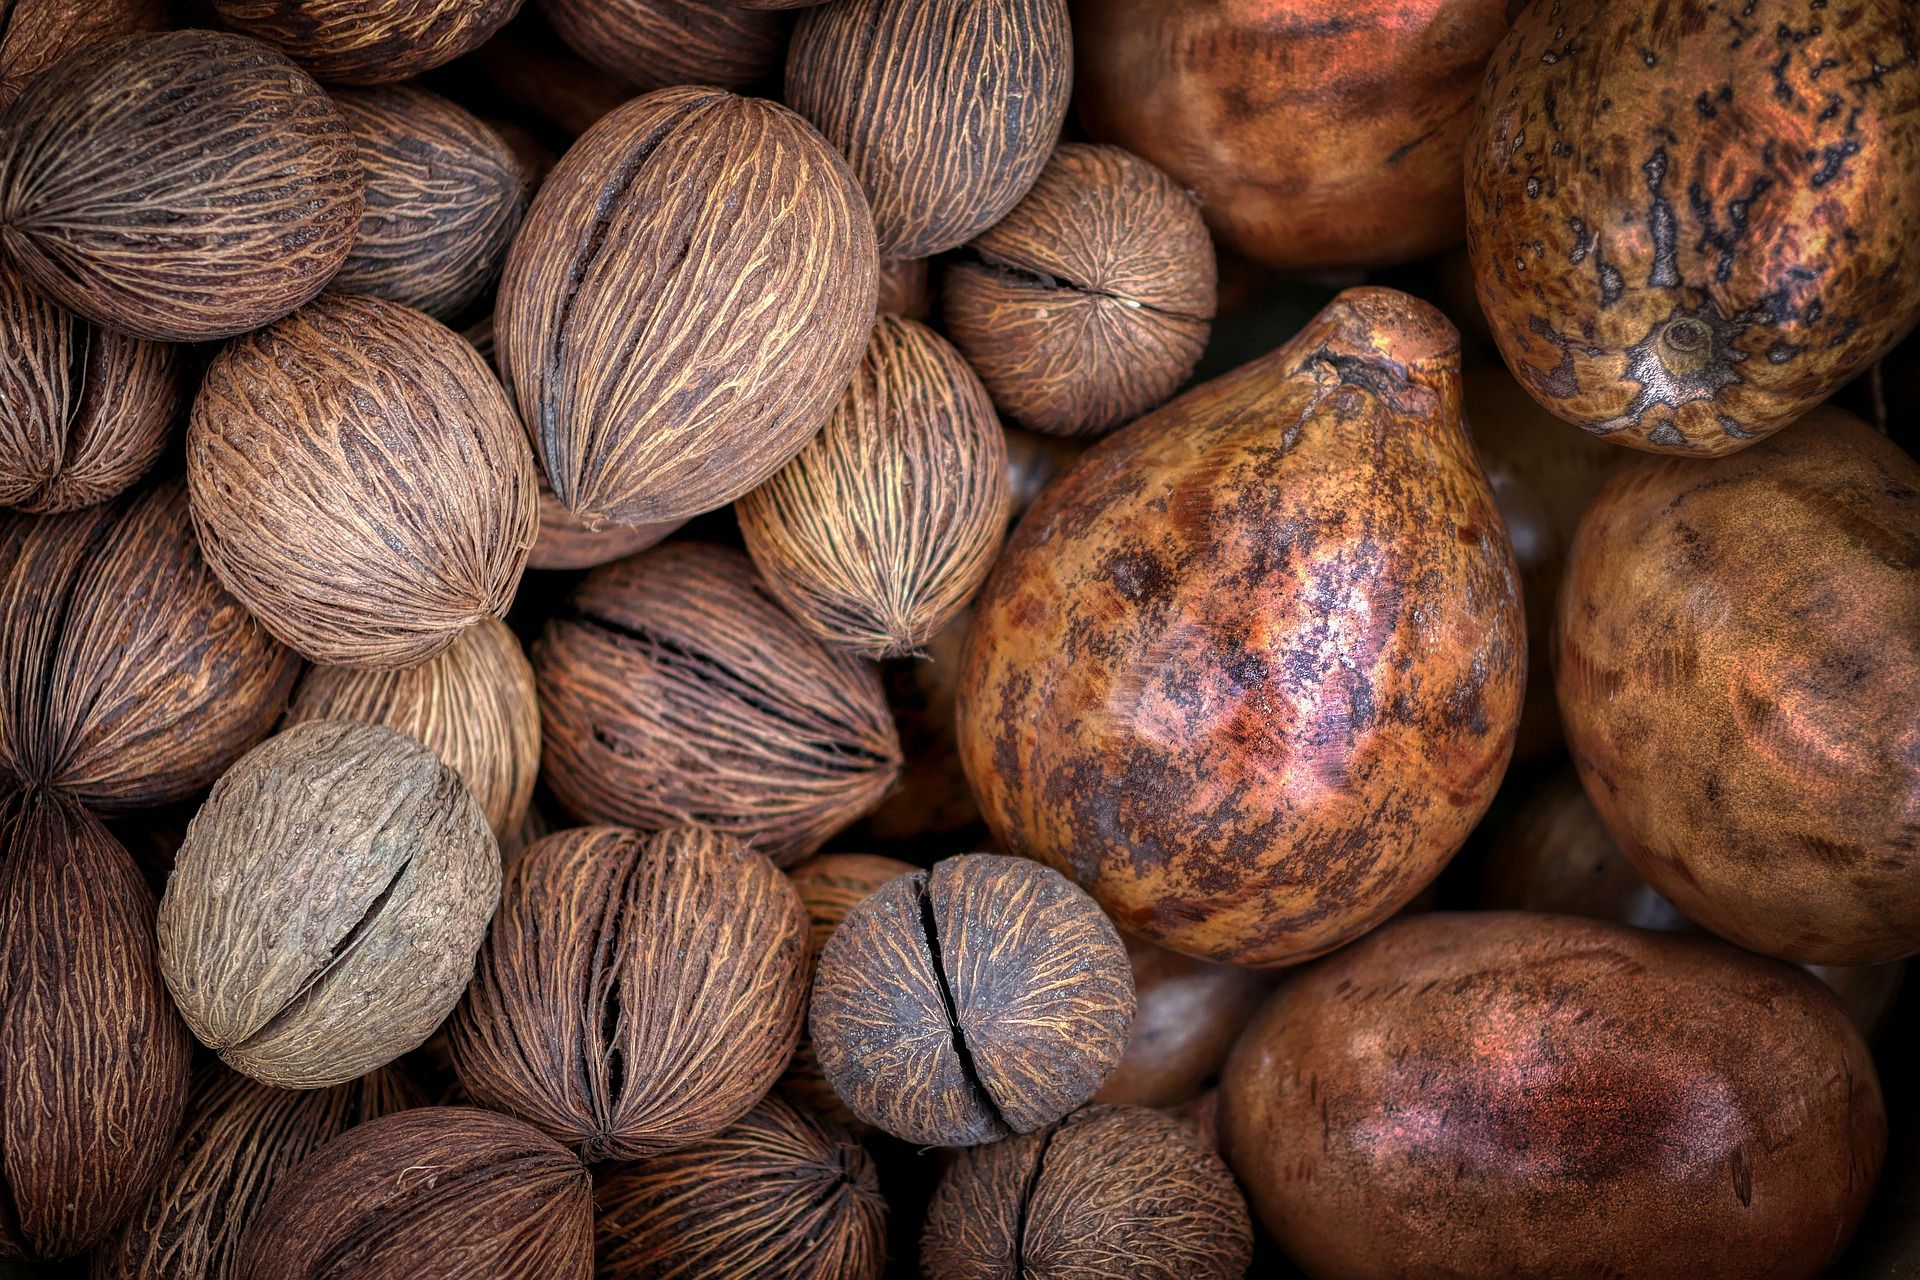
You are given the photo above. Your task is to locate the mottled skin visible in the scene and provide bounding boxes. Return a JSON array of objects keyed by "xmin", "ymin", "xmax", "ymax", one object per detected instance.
[
  {"xmin": 957, "ymin": 287, "xmax": 1524, "ymax": 967},
  {"xmin": 1468, "ymin": 0, "xmax": 1920, "ymax": 454},
  {"xmin": 1557, "ymin": 407, "xmax": 1920, "ymax": 964},
  {"xmin": 1220, "ymin": 913, "xmax": 1888, "ymax": 1279}
]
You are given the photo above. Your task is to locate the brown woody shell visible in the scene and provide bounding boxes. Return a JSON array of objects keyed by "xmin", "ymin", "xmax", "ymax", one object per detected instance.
[
  {"xmin": 234, "ymin": 1107, "xmax": 593, "ymax": 1280},
  {"xmin": 0, "ymin": 0, "xmax": 165, "ymax": 109},
  {"xmin": 944, "ymin": 144, "xmax": 1217, "ymax": 437},
  {"xmin": 0, "ymin": 788, "xmax": 190, "ymax": 1260},
  {"xmin": 540, "ymin": 0, "xmax": 783, "ymax": 90},
  {"xmin": 1093, "ymin": 934, "xmax": 1273, "ymax": 1110},
  {"xmin": 957, "ymin": 288, "xmax": 1523, "ymax": 966},
  {"xmin": 738, "ymin": 315, "xmax": 1011, "ymax": 658},
  {"xmin": 864, "ymin": 608, "xmax": 980, "ymax": 841},
  {"xmin": 1557, "ymin": 407, "xmax": 1920, "ymax": 965},
  {"xmin": 0, "ymin": 482, "xmax": 300, "ymax": 813},
  {"xmin": 285, "ymin": 617, "xmax": 540, "ymax": 840},
  {"xmin": 922, "ymin": 1103, "xmax": 1253, "ymax": 1280},
  {"xmin": 1467, "ymin": 0, "xmax": 1920, "ymax": 454},
  {"xmin": 331, "ymin": 85, "xmax": 529, "ymax": 321},
  {"xmin": 157, "ymin": 721, "xmax": 501, "ymax": 1089},
  {"xmin": 534, "ymin": 543, "xmax": 901, "ymax": 865},
  {"xmin": 1220, "ymin": 913, "xmax": 1887, "ymax": 1278},
  {"xmin": 0, "ymin": 30, "xmax": 363, "ymax": 342},
  {"xmin": 188, "ymin": 292, "xmax": 537, "ymax": 670},
  {"xmin": 91, "ymin": 1064, "xmax": 421, "ymax": 1280},
  {"xmin": 810, "ymin": 853, "xmax": 1135, "ymax": 1147},
  {"xmin": 450, "ymin": 826, "xmax": 808, "ymax": 1160},
  {"xmin": 877, "ymin": 256, "xmax": 933, "ymax": 320},
  {"xmin": 786, "ymin": 0, "xmax": 1073, "ymax": 258},
  {"xmin": 595, "ymin": 1092, "xmax": 886, "ymax": 1280},
  {"xmin": 498, "ymin": 85, "xmax": 877, "ymax": 528},
  {"xmin": 213, "ymin": 0, "xmax": 525, "ymax": 85}
]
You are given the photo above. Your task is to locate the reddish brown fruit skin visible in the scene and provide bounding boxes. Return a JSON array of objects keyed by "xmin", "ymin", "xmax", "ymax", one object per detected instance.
[
  {"xmin": 213, "ymin": 0, "xmax": 525, "ymax": 85},
  {"xmin": 957, "ymin": 287, "xmax": 1524, "ymax": 967},
  {"xmin": 1073, "ymin": 0, "xmax": 1509, "ymax": 271},
  {"xmin": 1220, "ymin": 912, "xmax": 1888, "ymax": 1279},
  {"xmin": 1467, "ymin": 0, "xmax": 1920, "ymax": 455},
  {"xmin": 1093, "ymin": 934, "xmax": 1273, "ymax": 1110},
  {"xmin": 540, "ymin": 0, "xmax": 783, "ymax": 90},
  {"xmin": 0, "ymin": 0, "xmax": 165, "ymax": 111},
  {"xmin": 1557, "ymin": 408, "xmax": 1920, "ymax": 965}
]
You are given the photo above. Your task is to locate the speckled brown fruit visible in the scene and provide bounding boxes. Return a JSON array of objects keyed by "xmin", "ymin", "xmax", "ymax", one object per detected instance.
[
  {"xmin": 213, "ymin": 0, "xmax": 524, "ymax": 85},
  {"xmin": 497, "ymin": 86, "xmax": 876, "ymax": 528},
  {"xmin": 91, "ymin": 1064, "xmax": 421, "ymax": 1280},
  {"xmin": 540, "ymin": 0, "xmax": 782, "ymax": 90},
  {"xmin": 786, "ymin": 0, "xmax": 1072, "ymax": 258},
  {"xmin": 957, "ymin": 287, "xmax": 1524, "ymax": 967},
  {"xmin": 0, "ymin": 787, "xmax": 190, "ymax": 1261},
  {"xmin": 188, "ymin": 292, "xmax": 537, "ymax": 670},
  {"xmin": 0, "ymin": 0, "xmax": 164, "ymax": 110},
  {"xmin": 944, "ymin": 144, "xmax": 1216, "ymax": 437},
  {"xmin": 738, "ymin": 315, "xmax": 1010, "ymax": 658},
  {"xmin": 0, "ymin": 31, "xmax": 363, "ymax": 342},
  {"xmin": 923, "ymin": 1103, "xmax": 1252, "ymax": 1280},
  {"xmin": 233, "ymin": 1107, "xmax": 593, "ymax": 1280},
  {"xmin": 449, "ymin": 827, "xmax": 808, "ymax": 1160},
  {"xmin": 157, "ymin": 721, "xmax": 501, "ymax": 1089},
  {"xmin": 1557, "ymin": 407, "xmax": 1920, "ymax": 964},
  {"xmin": 1074, "ymin": 0, "xmax": 1509, "ymax": 271},
  {"xmin": 1220, "ymin": 912, "xmax": 1888, "ymax": 1279},
  {"xmin": 595, "ymin": 1092, "xmax": 886, "ymax": 1280},
  {"xmin": 1093, "ymin": 935, "xmax": 1272, "ymax": 1110},
  {"xmin": 0, "ymin": 482, "xmax": 300, "ymax": 813},
  {"xmin": 285, "ymin": 617, "xmax": 539, "ymax": 841},
  {"xmin": 534, "ymin": 543, "xmax": 901, "ymax": 865},
  {"xmin": 878, "ymin": 256, "xmax": 933, "ymax": 320},
  {"xmin": 1468, "ymin": 0, "xmax": 1920, "ymax": 454},
  {"xmin": 864, "ymin": 609, "xmax": 979, "ymax": 841},
  {"xmin": 810, "ymin": 853, "xmax": 1134, "ymax": 1147}
]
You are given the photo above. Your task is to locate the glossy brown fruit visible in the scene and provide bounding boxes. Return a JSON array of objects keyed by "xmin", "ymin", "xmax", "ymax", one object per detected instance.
[
  {"xmin": 810, "ymin": 853, "xmax": 1135, "ymax": 1147},
  {"xmin": 1093, "ymin": 934, "xmax": 1273, "ymax": 1110},
  {"xmin": 213, "ymin": 0, "xmax": 525, "ymax": 84},
  {"xmin": 944, "ymin": 144, "xmax": 1217, "ymax": 437},
  {"xmin": 787, "ymin": 0, "xmax": 1072, "ymax": 258},
  {"xmin": 233, "ymin": 1107, "xmax": 593, "ymax": 1280},
  {"xmin": 0, "ymin": 31, "xmax": 363, "ymax": 342},
  {"xmin": 594, "ymin": 1093, "xmax": 887, "ymax": 1280},
  {"xmin": 1220, "ymin": 912, "xmax": 1888, "ymax": 1279},
  {"xmin": 1557, "ymin": 407, "xmax": 1920, "ymax": 964},
  {"xmin": 497, "ymin": 86, "xmax": 877, "ymax": 528},
  {"xmin": 957, "ymin": 287, "xmax": 1524, "ymax": 966},
  {"xmin": 534, "ymin": 543, "xmax": 901, "ymax": 865},
  {"xmin": 0, "ymin": 0, "xmax": 165, "ymax": 109},
  {"xmin": 540, "ymin": 0, "xmax": 782, "ymax": 90},
  {"xmin": 922, "ymin": 1103, "xmax": 1253, "ymax": 1280},
  {"xmin": 1074, "ymin": 0, "xmax": 1509, "ymax": 271},
  {"xmin": 1467, "ymin": 0, "xmax": 1920, "ymax": 454}
]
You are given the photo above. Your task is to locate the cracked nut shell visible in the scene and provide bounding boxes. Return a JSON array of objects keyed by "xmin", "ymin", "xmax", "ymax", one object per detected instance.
[
  {"xmin": 540, "ymin": 0, "xmax": 783, "ymax": 91},
  {"xmin": 213, "ymin": 0, "xmax": 525, "ymax": 85}
]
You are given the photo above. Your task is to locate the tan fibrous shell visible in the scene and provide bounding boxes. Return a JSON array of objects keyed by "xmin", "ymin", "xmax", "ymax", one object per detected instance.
[
  {"xmin": 0, "ymin": 30, "xmax": 363, "ymax": 343},
  {"xmin": 285, "ymin": 617, "xmax": 540, "ymax": 841},
  {"xmin": 533, "ymin": 543, "xmax": 902, "ymax": 866},
  {"xmin": 331, "ymin": 85, "xmax": 530, "ymax": 322},
  {"xmin": 738, "ymin": 314, "xmax": 1011, "ymax": 658},
  {"xmin": 213, "ymin": 0, "xmax": 525, "ymax": 85},
  {"xmin": 539, "ymin": 0, "xmax": 783, "ymax": 91},
  {"xmin": 233, "ymin": 1107, "xmax": 593, "ymax": 1280},
  {"xmin": 944, "ymin": 143, "xmax": 1217, "ymax": 437},
  {"xmin": 0, "ymin": 787, "xmax": 191, "ymax": 1261},
  {"xmin": 0, "ymin": 482, "xmax": 301, "ymax": 813},
  {"xmin": 90, "ymin": 1063, "xmax": 422, "ymax": 1280},
  {"xmin": 157, "ymin": 720, "xmax": 502, "ymax": 1090},
  {"xmin": 450, "ymin": 826, "xmax": 808, "ymax": 1161},
  {"xmin": 0, "ymin": 0, "xmax": 165, "ymax": 111},
  {"xmin": 188, "ymin": 292, "xmax": 538, "ymax": 671},
  {"xmin": 497, "ymin": 85, "xmax": 878, "ymax": 528},
  {"xmin": 786, "ymin": 0, "xmax": 1072, "ymax": 259},
  {"xmin": 595, "ymin": 1092, "xmax": 887, "ymax": 1280}
]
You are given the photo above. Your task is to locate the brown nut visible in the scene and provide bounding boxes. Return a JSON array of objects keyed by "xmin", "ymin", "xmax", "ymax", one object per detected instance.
[
  {"xmin": 0, "ymin": 0, "xmax": 165, "ymax": 110},
  {"xmin": 213, "ymin": 0, "xmax": 525, "ymax": 85},
  {"xmin": 539, "ymin": 0, "xmax": 782, "ymax": 91},
  {"xmin": 530, "ymin": 486, "xmax": 683, "ymax": 571},
  {"xmin": 1093, "ymin": 934, "xmax": 1274, "ymax": 1110},
  {"xmin": 877, "ymin": 255, "xmax": 933, "ymax": 320}
]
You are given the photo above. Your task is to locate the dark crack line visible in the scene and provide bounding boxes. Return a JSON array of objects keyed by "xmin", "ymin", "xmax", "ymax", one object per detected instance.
[
  {"xmin": 956, "ymin": 247, "xmax": 1212, "ymax": 324},
  {"xmin": 1011, "ymin": 1121, "xmax": 1061, "ymax": 1280},
  {"xmin": 915, "ymin": 879, "xmax": 1004, "ymax": 1134}
]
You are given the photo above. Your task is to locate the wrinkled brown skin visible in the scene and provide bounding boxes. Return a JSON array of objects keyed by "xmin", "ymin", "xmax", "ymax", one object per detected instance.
[
  {"xmin": 1557, "ymin": 408, "xmax": 1920, "ymax": 964},
  {"xmin": 214, "ymin": 0, "xmax": 526, "ymax": 85},
  {"xmin": 1073, "ymin": 0, "xmax": 1510, "ymax": 271},
  {"xmin": 1220, "ymin": 912, "xmax": 1888, "ymax": 1279},
  {"xmin": 1093, "ymin": 934, "xmax": 1273, "ymax": 1109},
  {"xmin": 1468, "ymin": 0, "xmax": 1920, "ymax": 454},
  {"xmin": 540, "ymin": 0, "xmax": 783, "ymax": 91},
  {"xmin": 957, "ymin": 287, "xmax": 1524, "ymax": 967},
  {"xmin": 0, "ymin": 0, "xmax": 165, "ymax": 109}
]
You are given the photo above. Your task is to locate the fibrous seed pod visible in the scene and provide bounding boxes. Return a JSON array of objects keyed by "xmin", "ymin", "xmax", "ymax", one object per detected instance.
[
  {"xmin": 213, "ymin": 0, "xmax": 526, "ymax": 85},
  {"xmin": 539, "ymin": 0, "xmax": 783, "ymax": 91},
  {"xmin": 0, "ymin": 0, "xmax": 166, "ymax": 110}
]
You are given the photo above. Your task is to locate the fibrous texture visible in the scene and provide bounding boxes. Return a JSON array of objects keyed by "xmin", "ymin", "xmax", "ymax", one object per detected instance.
[
  {"xmin": 188, "ymin": 292, "xmax": 538, "ymax": 670},
  {"xmin": 738, "ymin": 314, "xmax": 1011, "ymax": 658},
  {"xmin": 0, "ymin": 30, "xmax": 363, "ymax": 342},
  {"xmin": 449, "ymin": 826, "xmax": 809, "ymax": 1161},
  {"xmin": 944, "ymin": 144, "xmax": 1217, "ymax": 437},
  {"xmin": 534, "ymin": 543, "xmax": 901, "ymax": 865},
  {"xmin": 810, "ymin": 854, "xmax": 1135, "ymax": 1147},
  {"xmin": 539, "ymin": 0, "xmax": 783, "ymax": 90},
  {"xmin": 497, "ymin": 85, "xmax": 877, "ymax": 527},
  {"xmin": 787, "ymin": 0, "xmax": 1072, "ymax": 258},
  {"xmin": 0, "ymin": 0, "xmax": 165, "ymax": 110},
  {"xmin": 1467, "ymin": 0, "xmax": 1920, "ymax": 453},
  {"xmin": 157, "ymin": 721, "xmax": 501, "ymax": 1089},
  {"xmin": 213, "ymin": 0, "xmax": 526, "ymax": 85}
]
